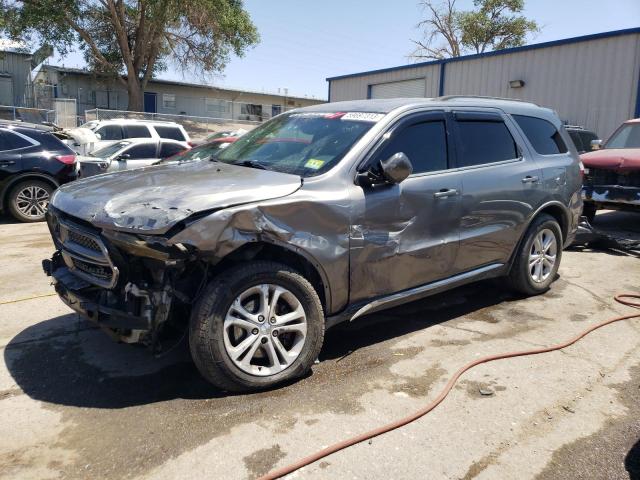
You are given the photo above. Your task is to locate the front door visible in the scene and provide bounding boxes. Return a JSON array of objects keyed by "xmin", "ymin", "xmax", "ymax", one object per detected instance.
[
  {"xmin": 143, "ymin": 92, "xmax": 157, "ymax": 113},
  {"xmin": 449, "ymin": 110, "xmax": 544, "ymax": 272},
  {"xmin": 349, "ymin": 111, "xmax": 462, "ymax": 304},
  {"xmin": 116, "ymin": 143, "xmax": 159, "ymax": 171}
]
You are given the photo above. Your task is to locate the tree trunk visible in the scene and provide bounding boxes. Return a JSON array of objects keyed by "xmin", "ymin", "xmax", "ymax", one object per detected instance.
[{"xmin": 127, "ymin": 78, "xmax": 144, "ymax": 112}]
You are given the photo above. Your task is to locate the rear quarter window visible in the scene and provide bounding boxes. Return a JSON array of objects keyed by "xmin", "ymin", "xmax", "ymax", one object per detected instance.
[
  {"xmin": 154, "ymin": 126, "xmax": 186, "ymax": 141},
  {"xmin": 1, "ymin": 130, "xmax": 35, "ymax": 150},
  {"xmin": 513, "ymin": 115, "xmax": 568, "ymax": 155}
]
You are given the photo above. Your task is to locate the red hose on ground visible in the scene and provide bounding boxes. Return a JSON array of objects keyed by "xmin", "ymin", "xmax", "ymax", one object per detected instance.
[{"xmin": 258, "ymin": 293, "xmax": 640, "ymax": 480}]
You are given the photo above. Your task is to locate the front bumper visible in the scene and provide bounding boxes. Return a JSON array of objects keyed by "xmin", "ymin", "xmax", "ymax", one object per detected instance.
[
  {"xmin": 43, "ymin": 258, "xmax": 150, "ymax": 331},
  {"xmin": 582, "ymin": 185, "xmax": 640, "ymax": 210}
]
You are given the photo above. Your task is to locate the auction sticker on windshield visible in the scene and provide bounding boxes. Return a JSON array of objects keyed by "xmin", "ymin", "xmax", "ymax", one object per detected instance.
[
  {"xmin": 341, "ymin": 112, "xmax": 385, "ymax": 122},
  {"xmin": 305, "ymin": 159, "xmax": 325, "ymax": 170}
]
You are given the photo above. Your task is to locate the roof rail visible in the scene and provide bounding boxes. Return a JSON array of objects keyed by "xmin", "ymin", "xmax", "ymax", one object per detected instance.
[
  {"xmin": 437, "ymin": 95, "xmax": 539, "ymax": 106},
  {"xmin": 0, "ymin": 120, "xmax": 57, "ymax": 131}
]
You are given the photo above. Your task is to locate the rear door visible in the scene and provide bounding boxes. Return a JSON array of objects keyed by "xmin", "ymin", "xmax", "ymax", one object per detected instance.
[
  {"xmin": 0, "ymin": 130, "xmax": 27, "ymax": 184},
  {"xmin": 449, "ymin": 110, "xmax": 544, "ymax": 272},
  {"xmin": 348, "ymin": 110, "xmax": 463, "ymax": 303}
]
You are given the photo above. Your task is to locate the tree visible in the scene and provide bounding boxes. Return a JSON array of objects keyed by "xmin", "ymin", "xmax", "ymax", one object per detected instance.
[
  {"xmin": 1, "ymin": 0, "xmax": 260, "ymax": 111},
  {"xmin": 411, "ymin": 0, "xmax": 538, "ymax": 60}
]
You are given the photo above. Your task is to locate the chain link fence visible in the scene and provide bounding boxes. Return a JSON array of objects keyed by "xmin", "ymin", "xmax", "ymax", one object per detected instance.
[{"xmin": 84, "ymin": 108, "xmax": 262, "ymax": 140}]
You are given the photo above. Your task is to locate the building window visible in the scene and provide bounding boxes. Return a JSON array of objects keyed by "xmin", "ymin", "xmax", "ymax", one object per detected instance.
[
  {"xmin": 162, "ymin": 93, "xmax": 176, "ymax": 109},
  {"xmin": 240, "ymin": 104, "xmax": 262, "ymax": 120},
  {"xmin": 206, "ymin": 99, "xmax": 230, "ymax": 116},
  {"xmin": 271, "ymin": 105, "xmax": 282, "ymax": 117}
]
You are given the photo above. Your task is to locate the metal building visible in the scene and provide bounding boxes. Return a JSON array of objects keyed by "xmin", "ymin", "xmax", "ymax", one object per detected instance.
[
  {"xmin": 327, "ymin": 28, "xmax": 640, "ymax": 138},
  {"xmin": 0, "ymin": 40, "xmax": 32, "ymax": 106}
]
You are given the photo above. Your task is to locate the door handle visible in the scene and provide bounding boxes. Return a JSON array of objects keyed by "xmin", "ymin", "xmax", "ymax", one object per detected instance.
[
  {"xmin": 433, "ymin": 188, "xmax": 458, "ymax": 199},
  {"xmin": 0, "ymin": 160, "xmax": 16, "ymax": 167},
  {"xmin": 521, "ymin": 175, "xmax": 539, "ymax": 184}
]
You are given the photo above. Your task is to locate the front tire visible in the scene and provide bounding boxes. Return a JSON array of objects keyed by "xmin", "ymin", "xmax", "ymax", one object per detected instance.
[
  {"xmin": 189, "ymin": 261, "xmax": 325, "ymax": 392},
  {"xmin": 507, "ymin": 213, "xmax": 563, "ymax": 296},
  {"xmin": 7, "ymin": 180, "xmax": 53, "ymax": 222}
]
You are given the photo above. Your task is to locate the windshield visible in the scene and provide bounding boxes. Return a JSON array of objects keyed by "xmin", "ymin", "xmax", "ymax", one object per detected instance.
[
  {"xmin": 606, "ymin": 123, "xmax": 640, "ymax": 149},
  {"xmin": 157, "ymin": 141, "xmax": 229, "ymax": 164},
  {"xmin": 216, "ymin": 111, "xmax": 381, "ymax": 177},
  {"xmin": 91, "ymin": 141, "xmax": 131, "ymax": 158}
]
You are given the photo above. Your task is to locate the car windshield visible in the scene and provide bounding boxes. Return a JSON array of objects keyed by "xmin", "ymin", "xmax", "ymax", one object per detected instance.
[
  {"xmin": 216, "ymin": 111, "xmax": 380, "ymax": 177},
  {"xmin": 90, "ymin": 141, "xmax": 131, "ymax": 158},
  {"xmin": 157, "ymin": 142, "xmax": 227, "ymax": 164},
  {"xmin": 606, "ymin": 123, "xmax": 640, "ymax": 149}
]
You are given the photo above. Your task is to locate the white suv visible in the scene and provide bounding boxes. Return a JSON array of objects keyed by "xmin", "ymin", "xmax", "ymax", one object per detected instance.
[{"xmin": 79, "ymin": 119, "xmax": 191, "ymax": 152}]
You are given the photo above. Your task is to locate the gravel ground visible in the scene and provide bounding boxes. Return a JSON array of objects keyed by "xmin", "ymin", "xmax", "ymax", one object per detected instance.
[{"xmin": 0, "ymin": 210, "xmax": 639, "ymax": 480}]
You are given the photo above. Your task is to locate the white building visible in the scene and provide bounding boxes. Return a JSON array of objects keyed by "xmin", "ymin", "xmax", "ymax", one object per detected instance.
[{"xmin": 327, "ymin": 28, "xmax": 640, "ymax": 138}]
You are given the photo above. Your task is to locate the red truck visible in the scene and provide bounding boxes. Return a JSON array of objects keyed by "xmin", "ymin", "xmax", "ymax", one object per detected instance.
[{"xmin": 580, "ymin": 118, "xmax": 640, "ymax": 221}]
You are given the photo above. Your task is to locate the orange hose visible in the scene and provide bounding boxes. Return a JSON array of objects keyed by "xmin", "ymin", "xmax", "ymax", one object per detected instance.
[{"xmin": 258, "ymin": 293, "xmax": 640, "ymax": 480}]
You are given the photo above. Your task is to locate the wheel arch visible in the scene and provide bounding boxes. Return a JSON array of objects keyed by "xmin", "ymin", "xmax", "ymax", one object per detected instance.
[
  {"xmin": 209, "ymin": 241, "xmax": 331, "ymax": 315},
  {"xmin": 0, "ymin": 173, "xmax": 59, "ymax": 212}
]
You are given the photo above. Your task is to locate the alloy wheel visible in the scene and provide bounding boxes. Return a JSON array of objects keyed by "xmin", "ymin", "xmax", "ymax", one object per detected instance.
[
  {"xmin": 529, "ymin": 228, "xmax": 557, "ymax": 283},
  {"xmin": 15, "ymin": 185, "xmax": 50, "ymax": 219}
]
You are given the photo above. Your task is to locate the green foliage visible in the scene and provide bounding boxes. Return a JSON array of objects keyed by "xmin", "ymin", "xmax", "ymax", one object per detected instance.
[
  {"xmin": 412, "ymin": 0, "xmax": 539, "ymax": 60},
  {"xmin": 1, "ymin": 0, "xmax": 259, "ymax": 109}
]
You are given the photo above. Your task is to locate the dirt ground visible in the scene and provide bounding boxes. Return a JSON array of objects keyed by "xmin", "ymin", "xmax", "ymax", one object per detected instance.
[{"xmin": 0, "ymin": 210, "xmax": 639, "ymax": 480}]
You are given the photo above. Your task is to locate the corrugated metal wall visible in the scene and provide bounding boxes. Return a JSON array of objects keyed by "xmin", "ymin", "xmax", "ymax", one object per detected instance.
[
  {"xmin": 0, "ymin": 51, "xmax": 31, "ymax": 106},
  {"xmin": 328, "ymin": 31, "xmax": 640, "ymax": 138},
  {"xmin": 329, "ymin": 64, "xmax": 441, "ymax": 102},
  {"xmin": 443, "ymin": 33, "xmax": 640, "ymax": 138}
]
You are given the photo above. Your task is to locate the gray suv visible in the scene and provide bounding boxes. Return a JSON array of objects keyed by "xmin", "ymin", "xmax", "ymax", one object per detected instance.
[{"xmin": 42, "ymin": 97, "xmax": 582, "ymax": 391}]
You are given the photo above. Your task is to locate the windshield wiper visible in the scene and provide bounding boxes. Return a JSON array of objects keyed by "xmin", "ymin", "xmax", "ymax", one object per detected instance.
[{"xmin": 240, "ymin": 160, "xmax": 269, "ymax": 170}]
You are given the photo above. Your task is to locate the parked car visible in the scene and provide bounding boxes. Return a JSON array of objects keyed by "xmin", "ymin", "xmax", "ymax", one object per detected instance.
[
  {"xmin": 78, "ymin": 138, "xmax": 189, "ymax": 177},
  {"xmin": 565, "ymin": 125, "xmax": 600, "ymax": 154},
  {"xmin": 201, "ymin": 128, "xmax": 248, "ymax": 144},
  {"xmin": 0, "ymin": 122, "xmax": 77, "ymax": 222},
  {"xmin": 156, "ymin": 137, "xmax": 238, "ymax": 165},
  {"xmin": 580, "ymin": 118, "xmax": 640, "ymax": 221},
  {"xmin": 42, "ymin": 97, "xmax": 582, "ymax": 391},
  {"xmin": 77, "ymin": 119, "xmax": 192, "ymax": 152}
]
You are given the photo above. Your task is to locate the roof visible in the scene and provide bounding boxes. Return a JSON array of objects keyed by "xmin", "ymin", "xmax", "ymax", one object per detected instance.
[
  {"xmin": 0, "ymin": 39, "xmax": 30, "ymax": 55},
  {"xmin": 326, "ymin": 27, "xmax": 640, "ymax": 82},
  {"xmin": 40, "ymin": 65, "xmax": 323, "ymax": 102}
]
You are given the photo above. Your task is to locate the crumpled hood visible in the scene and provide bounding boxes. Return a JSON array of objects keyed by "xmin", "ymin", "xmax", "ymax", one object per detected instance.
[
  {"xmin": 580, "ymin": 148, "xmax": 640, "ymax": 172},
  {"xmin": 51, "ymin": 161, "xmax": 302, "ymax": 234}
]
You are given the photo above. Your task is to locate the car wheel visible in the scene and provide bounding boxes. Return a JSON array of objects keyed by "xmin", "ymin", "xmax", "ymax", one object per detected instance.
[
  {"xmin": 7, "ymin": 180, "xmax": 53, "ymax": 223},
  {"xmin": 507, "ymin": 213, "xmax": 563, "ymax": 296},
  {"xmin": 582, "ymin": 203, "xmax": 597, "ymax": 223},
  {"xmin": 189, "ymin": 261, "xmax": 325, "ymax": 392}
]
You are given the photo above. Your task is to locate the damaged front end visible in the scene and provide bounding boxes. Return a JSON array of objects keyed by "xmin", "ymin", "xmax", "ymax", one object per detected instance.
[
  {"xmin": 582, "ymin": 167, "xmax": 640, "ymax": 212},
  {"xmin": 42, "ymin": 206, "xmax": 206, "ymax": 350}
]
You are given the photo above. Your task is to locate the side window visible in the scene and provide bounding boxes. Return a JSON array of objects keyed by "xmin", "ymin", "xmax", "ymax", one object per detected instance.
[
  {"xmin": 159, "ymin": 142, "xmax": 185, "ymax": 158},
  {"xmin": 155, "ymin": 126, "xmax": 186, "ymax": 141},
  {"xmin": 377, "ymin": 120, "xmax": 448, "ymax": 174},
  {"xmin": 455, "ymin": 119, "xmax": 518, "ymax": 167},
  {"xmin": 96, "ymin": 125, "xmax": 123, "ymax": 140},
  {"xmin": 123, "ymin": 125, "xmax": 152, "ymax": 138},
  {"xmin": 1, "ymin": 130, "xmax": 34, "ymax": 150},
  {"xmin": 125, "ymin": 144, "xmax": 157, "ymax": 159},
  {"xmin": 513, "ymin": 115, "xmax": 568, "ymax": 155}
]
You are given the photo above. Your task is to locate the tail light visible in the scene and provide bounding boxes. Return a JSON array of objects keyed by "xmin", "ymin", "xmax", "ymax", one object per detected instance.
[{"xmin": 55, "ymin": 154, "xmax": 77, "ymax": 165}]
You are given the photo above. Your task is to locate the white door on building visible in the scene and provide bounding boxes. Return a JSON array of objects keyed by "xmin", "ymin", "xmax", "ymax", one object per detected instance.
[{"xmin": 370, "ymin": 78, "xmax": 426, "ymax": 99}]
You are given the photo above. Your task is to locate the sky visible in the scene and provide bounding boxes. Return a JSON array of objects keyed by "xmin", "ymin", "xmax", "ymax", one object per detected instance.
[{"xmin": 50, "ymin": 0, "xmax": 640, "ymax": 100}]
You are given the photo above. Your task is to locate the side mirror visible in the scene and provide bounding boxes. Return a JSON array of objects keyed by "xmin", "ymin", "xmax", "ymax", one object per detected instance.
[
  {"xmin": 590, "ymin": 139, "xmax": 603, "ymax": 151},
  {"xmin": 380, "ymin": 152, "xmax": 413, "ymax": 184},
  {"xmin": 117, "ymin": 153, "xmax": 131, "ymax": 161}
]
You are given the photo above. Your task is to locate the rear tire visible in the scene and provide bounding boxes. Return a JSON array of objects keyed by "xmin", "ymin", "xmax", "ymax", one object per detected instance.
[
  {"xmin": 507, "ymin": 214, "xmax": 562, "ymax": 296},
  {"xmin": 7, "ymin": 180, "xmax": 53, "ymax": 223},
  {"xmin": 189, "ymin": 261, "xmax": 325, "ymax": 392}
]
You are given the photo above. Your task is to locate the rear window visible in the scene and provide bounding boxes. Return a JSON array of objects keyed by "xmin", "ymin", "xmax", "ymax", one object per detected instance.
[
  {"xmin": 123, "ymin": 125, "xmax": 152, "ymax": 139},
  {"xmin": 155, "ymin": 126, "xmax": 186, "ymax": 141},
  {"xmin": 159, "ymin": 142, "xmax": 186, "ymax": 158},
  {"xmin": 513, "ymin": 115, "xmax": 568, "ymax": 155},
  {"xmin": 455, "ymin": 120, "xmax": 518, "ymax": 167}
]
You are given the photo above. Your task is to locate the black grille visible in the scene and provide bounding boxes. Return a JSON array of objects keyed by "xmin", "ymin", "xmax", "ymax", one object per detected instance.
[
  {"xmin": 584, "ymin": 168, "xmax": 640, "ymax": 187},
  {"xmin": 68, "ymin": 229, "xmax": 102, "ymax": 252}
]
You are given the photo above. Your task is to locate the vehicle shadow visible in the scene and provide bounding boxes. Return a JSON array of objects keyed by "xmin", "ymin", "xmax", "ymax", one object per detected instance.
[
  {"xmin": 4, "ymin": 278, "xmax": 522, "ymax": 409},
  {"xmin": 626, "ymin": 438, "xmax": 640, "ymax": 480}
]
